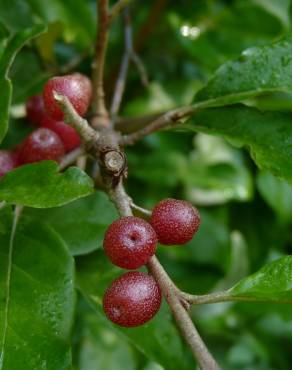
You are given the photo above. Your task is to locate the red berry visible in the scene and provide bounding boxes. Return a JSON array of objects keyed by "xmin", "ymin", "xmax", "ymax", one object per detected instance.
[
  {"xmin": 18, "ymin": 128, "xmax": 65, "ymax": 164},
  {"xmin": 150, "ymin": 198, "xmax": 201, "ymax": 245},
  {"xmin": 25, "ymin": 94, "xmax": 45, "ymax": 126},
  {"xmin": 104, "ymin": 216, "xmax": 157, "ymax": 269},
  {"xmin": 0, "ymin": 150, "xmax": 19, "ymax": 177},
  {"xmin": 43, "ymin": 73, "xmax": 92, "ymax": 120},
  {"xmin": 41, "ymin": 116, "xmax": 80, "ymax": 152},
  {"xmin": 103, "ymin": 271, "xmax": 162, "ymax": 327}
]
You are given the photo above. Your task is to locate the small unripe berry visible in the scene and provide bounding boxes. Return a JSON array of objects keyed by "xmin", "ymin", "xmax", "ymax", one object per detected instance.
[
  {"xmin": 104, "ymin": 216, "xmax": 157, "ymax": 269},
  {"xmin": 19, "ymin": 128, "xmax": 65, "ymax": 164},
  {"xmin": 43, "ymin": 73, "xmax": 92, "ymax": 120},
  {"xmin": 103, "ymin": 271, "xmax": 162, "ymax": 327},
  {"xmin": 25, "ymin": 94, "xmax": 45, "ymax": 126},
  {"xmin": 41, "ymin": 116, "xmax": 80, "ymax": 152},
  {"xmin": 150, "ymin": 198, "xmax": 201, "ymax": 245},
  {"xmin": 0, "ymin": 150, "xmax": 19, "ymax": 177}
]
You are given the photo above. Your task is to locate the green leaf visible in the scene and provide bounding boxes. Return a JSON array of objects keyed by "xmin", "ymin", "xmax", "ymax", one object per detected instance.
[
  {"xmin": 28, "ymin": 0, "xmax": 95, "ymax": 47},
  {"xmin": 229, "ymin": 256, "xmax": 292, "ymax": 303},
  {"xmin": 0, "ymin": 24, "xmax": 45, "ymax": 144},
  {"xmin": 76, "ymin": 252, "xmax": 193, "ymax": 370},
  {"xmin": 194, "ymin": 39, "xmax": 292, "ymax": 107},
  {"xmin": 250, "ymin": 0, "xmax": 290, "ymax": 30},
  {"xmin": 74, "ymin": 306, "xmax": 136, "ymax": 370},
  {"xmin": 0, "ymin": 206, "xmax": 75, "ymax": 369},
  {"xmin": 10, "ymin": 49, "xmax": 48, "ymax": 104},
  {"xmin": 183, "ymin": 134, "xmax": 253, "ymax": 205},
  {"xmin": 184, "ymin": 105, "xmax": 292, "ymax": 183},
  {"xmin": 27, "ymin": 191, "xmax": 118, "ymax": 255},
  {"xmin": 164, "ymin": 209, "xmax": 231, "ymax": 272},
  {"xmin": 257, "ymin": 171, "xmax": 292, "ymax": 221},
  {"xmin": 0, "ymin": 0, "xmax": 95, "ymax": 47},
  {"xmin": 0, "ymin": 161, "xmax": 94, "ymax": 208},
  {"xmin": 0, "ymin": 1, "xmax": 38, "ymax": 32}
]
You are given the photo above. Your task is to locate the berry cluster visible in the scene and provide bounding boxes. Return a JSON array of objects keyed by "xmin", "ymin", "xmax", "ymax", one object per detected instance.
[
  {"xmin": 103, "ymin": 199, "xmax": 201, "ymax": 327},
  {"xmin": 0, "ymin": 73, "xmax": 92, "ymax": 178}
]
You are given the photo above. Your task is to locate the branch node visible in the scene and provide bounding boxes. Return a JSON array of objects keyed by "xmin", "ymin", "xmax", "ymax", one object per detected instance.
[{"xmin": 104, "ymin": 150, "xmax": 125, "ymax": 174}]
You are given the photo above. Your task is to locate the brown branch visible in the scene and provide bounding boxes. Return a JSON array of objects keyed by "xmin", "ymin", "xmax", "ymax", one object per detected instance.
[
  {"xmin": 110, "ymin": 7, "xmax": 131, "ymax": 118},
  {"xmin": 110, "ymin": 7, "xmax": 148, "ymax": 120},
  {"xmin": 91, "ymin": 0, "xmax": 110, "ymax": 127},
  {"xmin": 76, "ymin": 154, "xmax": 87, "ymax": 171},
  {"xmin": 147, "ymin": 256, "xmax": 220, "ymax": 370},
  {"xmin": 121, "ymin": 105, "xmax": 198, "ymax": 145},
  {"xmin": 130, "ymin": 51, "xmax": 148, "ymax": 87},
  {"xmin": 54, "ymin": 92, "xmax": 99, "ymax": 143},
  {"xmin": 115, "ymin": 113, "xmax": 163, "ymax": 133},
  {"xmin": 130, "ymin": 201, "xmax": 152, "ymax": 218},
  {"xmin": 109, "ymin": 0, "xmax": 133, "ymax": 23},
  {"xmin": 179, "ymin": 291, "xmax": 280, "ymax": 305},
  {"xmin": 134, "ymin": 0, "xmax": 168, "ymax": 53},
  {"xmin": 109, "ymin": 181, "xmax": 220, "ymax": 370},
  {"xmin": 59, "ymin": 147, "xmax": 85, "ymax": 171}
]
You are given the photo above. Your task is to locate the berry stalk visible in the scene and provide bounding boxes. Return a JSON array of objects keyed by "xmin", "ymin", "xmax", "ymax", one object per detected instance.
[{"xmin": 110, "ymin": 180, "xmax": 220, "ymax": 370}]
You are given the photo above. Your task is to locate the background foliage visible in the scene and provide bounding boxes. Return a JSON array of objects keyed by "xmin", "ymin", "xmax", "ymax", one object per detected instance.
[{"xmin": 0, "ymin": 0, "xmax": 292, "ymax": 369}]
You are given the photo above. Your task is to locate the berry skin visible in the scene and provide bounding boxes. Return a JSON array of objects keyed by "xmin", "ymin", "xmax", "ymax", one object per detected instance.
[
  {"xmin": 0, "ymin": 150, "xmax": 19, "ymax": 177},
  {"xmin": 104, "ymin": 216, "xmax": 157, "ymax": 269},
  {"xmin": 41, "ymin": 116, "xmax": 80, "ymax": 152},
  {"xmin": 25, "ymin": 94, "xmax": 45, "ymax": 126},
  {"xmin": 150, "ymin": 198, "xmax": 201, "ymax": 245},
  {"xmin": 18, "ymin": 128, "xmax": 65, "ymax": 164},
  {"xmin": 103, "ymin": 271, "xmax": 162, "ymax": 327},
  {"xmin": 43, "ymin": 73, "xmax": 92, "ymax": 120}
]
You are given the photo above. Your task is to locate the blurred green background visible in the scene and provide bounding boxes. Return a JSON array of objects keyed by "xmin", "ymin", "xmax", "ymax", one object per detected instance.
[{"xmin": 1, "ymin": 0, "xmax": 292, "ymax": 369}]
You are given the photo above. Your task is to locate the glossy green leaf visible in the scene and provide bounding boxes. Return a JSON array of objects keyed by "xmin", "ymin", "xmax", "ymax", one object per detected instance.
[
  {"xmin": 229, "ymin": 256, "xmax": 292, "ymax": 303},
  {"xmin": 0, "ymin": 24, "xmax": 45, "ymax": 144},
  {"xmin": 0, "ymin": 1, "xmax": 37, "ymax": 32},
  {"xmin": 257, "ymin": 171, "xmax": 292, "ymax": 221},
  {"xmin": 0, "ymin": 206, "xmax": 75, "ymax": 369},
  {"xmin": 0, "ymin": 161, "xmax": 94, "ymax": 208},
  {"xmin": 250, "ymin": 0, "xmax": 290, "ymax": 29},
  {"xmin": 183, "ymin": 134, "xmax": 253, "ymax": 205},
  {"xmin": 10, "ymin": 49, "xmax": 48, "ymax": 104},
  {"xmin": 175, "ymin": 1, "xmax": 282, "ymax": 72},
  {"xmin": 75, "ymin": 308, "xmax": 136, "ymax": 370},
  {"xmin": 29, "ymin": 0, "xmax": 95, "ymax": 47},
  {"xmin": 164, "ymin": 209, "xmax": 231, "ymax": 272},
  {"xmin": 194, "ymin": 39, "xmax": 292, "ymax": 107},
  {"xmin": 0, "ymin": 0, "xmax": 94, "ymax": 47},
  {"xmin": 27, "ymin": 191, "xmax": 118, "ymax": 255},
  {"xmin": 76, "ymin": 252, "xmax": 193, "ymax": 370},
  {"xmin": 184, "ymin": 105, "xmax": 292, "ymax": 183}
]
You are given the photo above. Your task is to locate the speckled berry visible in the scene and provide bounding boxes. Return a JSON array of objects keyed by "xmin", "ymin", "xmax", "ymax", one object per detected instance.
[
  {"xmin": 25, "ymin": 94, "xmax": 45, "ymax": 126},
  {"xmin": 150, "ymin": 198, "xmax": 201, "ymax": 245},
  {"xmin": 104, "ymin": 216, "xmax": 157, "ymax": 269},
  {"xmin": 43, "ymin": 73, "xmax": 92, "ymax": 120},
  {"xmin": 41, "ymin": 116, "xmax": 80, "ymax": 152},
  {"xmin": 103, "ymin": 271, "xmax": 162, "ymax": 327},
  {"xmin": 0, "ymin": 150, "xmax": 19, "ymax": 177},
  {"xmin": 18, "ymin": 128, "xmax": 65, "ymax": 164}
]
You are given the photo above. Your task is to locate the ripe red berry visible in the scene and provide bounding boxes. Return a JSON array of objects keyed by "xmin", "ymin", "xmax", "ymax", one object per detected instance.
[
  {"xmin": 18, "ymin": 128, "xmax": 65, "ymax": 164},
  {"xmin": 150, "ymin": 198, "xmax": 201, "ymax": 245},
  {"xmin": 41, "ymin": 116, "xmax": 80, "ymax": 152},
  {"xmin": 104, "ymin": 216, "xmax": 157, "ymax": 269},
  {"xmin": 103, "ymin": 271, "xmax": 162, "ymax": 327},
  {"xmin": 25, "ymin": 94, "xmax": 45, "ymax": 126},
  {"xmin": 0, "ymin": 150, "xmax": 19, "ymax": 177},
  {"xmin": 43, "ymin": 73, "xmax": 92, "ymax": 120}
]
